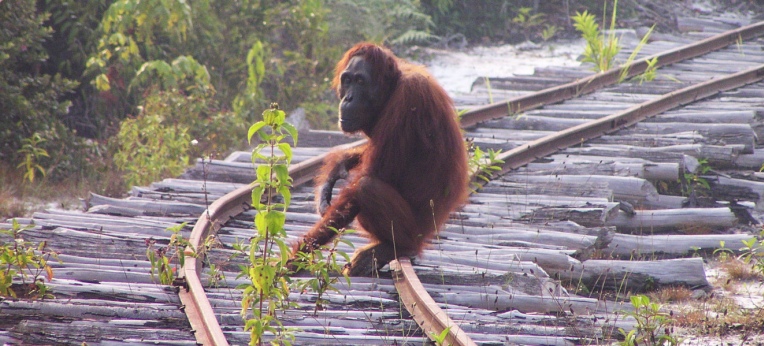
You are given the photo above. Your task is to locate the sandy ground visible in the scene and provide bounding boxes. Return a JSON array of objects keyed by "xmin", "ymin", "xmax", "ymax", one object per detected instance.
[{"xmin": 417, "ymin": 39, "xmax": 584, "ymax": 97}]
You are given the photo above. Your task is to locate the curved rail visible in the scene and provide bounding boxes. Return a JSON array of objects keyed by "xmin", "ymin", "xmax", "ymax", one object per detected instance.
[
  {"xmin": 177, "ymin": 140, "xmax": 365, "ymax": 346},
  {"xmin": 391, "ymin": 258, "xmax": 477, "ymax": 346},
  {"xmin": 178, "ymin": 22, "xmax": 764, "ymax": 345}
]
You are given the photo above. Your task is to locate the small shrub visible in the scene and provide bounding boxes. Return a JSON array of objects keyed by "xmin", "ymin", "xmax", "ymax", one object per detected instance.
[
  {"xmin": 572, "ymin": 7, "xmax": 620, "ymax": 73},
  {"xmin": 0, "ymin": 219, "xmax": 59, "ymax": 299},
  {"xmin": 146, "ymin": 223, "xmax": 194, "ymax": 285},
  {"xmin": 619, "ymin": 295, "xmax": 681, "ymax": 346},
  {"xmin": 293, "ymin": 227, "xmax": 353, "ymax": 315},
  {"xmin": 112, "ymin": 110, "xmax": 191, "ymax": 188},
  {"xmin": 239, "ymin": 104, "xmax": 299, "ymax": 345},
  {"xmin": 16, "ymin": 133, "xmax": 50, "ymax": 184},
  {"xmin": 0, "ymin": 0, "xmax": 77, "ymax": 166},
  {"xmin": 467, "ymin": 141, "xmax": 504, "ymax": 192}
]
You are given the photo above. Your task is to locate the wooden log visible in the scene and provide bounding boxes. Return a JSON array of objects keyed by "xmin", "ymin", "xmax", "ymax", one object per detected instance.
[
  {"xmin": 413, "ymin": 265, "xmax": 543, "ymax": 288},
  {"xmin": 432, "ymin": 291, "xmax": 605, "ymax": 315},
  {"xmin": 231, "ymin": 331, "xmax": 429, "ymax": 346},
  {"xmin": 519, "ymin": 206, "xmax": 618, "ymax": 227},
  {"xmin": 620, "ymin": 122, "xmax": 755, "ymax": 154},
  {"xmin": 416, "ymin": 252, "xmax": 548, "ymax": 277},
  {"xmin": 651, "ymin": 110, "xmax": 757, "ymax": 124},
  {"xmin": 10, "ymin": 320, "xmax": 196, "ymax": 345},
  {"xmin": 88, "ymin": 193, "xmax": 206, "ymax": 217},
  {"xmin": 439, "ymin": 224, "xmax": 604, "ymax": 251},
  {"xmin": 733, "ymin": 150, "xmax": 764, "ymax": 170},
  {"xmin": 1, "ymin": 299, "xmax": 187, "ymax": 321},
  {"xmin": 525, "ymin": 108, "xmax": 757, "ymax": 124},
  {"xmin": 180, "ymin": 159, "xmax": 255, "ymax": 184},
  {"xmin": 502, "ymin": 174, "xmax": 683, "ymax": 209},
  {"xmin": 565, "ymin": 144, "xmax": 744, "ymax": 168},
  {"xmin": 605, "ymin": 233, "xmax": 757, "ymax": 258},
  {"xmin": 516, "ymin": 160, "xmax": 680, "ymax": 181},
  {"xmin": 482, "ymin": 115, "xmax": 588, "ymax": 132},
  {"xmin": 706, "ymin": 175, "xmax": 764, "ymax": 210},
  {"xmin": 150, "ymin": 178, "xmax": 246, "ymax": 195},
  {"xmin": 424, "ymin": 246, "xmax": 580, "ymax": 276},
  {"xmin": 605, "ymin": 208, "xmax": 739, "ymax": 233},
  {"xmin": 558, "ymin": 258, "xmax": 711, "ymax": 292},
  {"xmin": 544, "ymin": 153, "xmax": 696, "ymax": 168},
  {"xmin": 479, "ymin": 180, "xmax": 613, "ymax": 199},
  {"xmin": 29, "ymin": 212, "xmax": 185, "ymax": 238},
  {"xmin": 591, "ymin": 133, "xmax": 702, "ymax": 147}
]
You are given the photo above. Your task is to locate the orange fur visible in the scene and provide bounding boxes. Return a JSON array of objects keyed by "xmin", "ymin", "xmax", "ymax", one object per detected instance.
[{"xmin": 296, "ymin": 43, "xmax": 469, "ymax": 274}]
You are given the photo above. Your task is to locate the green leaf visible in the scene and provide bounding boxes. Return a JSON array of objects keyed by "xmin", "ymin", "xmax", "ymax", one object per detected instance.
[
  {"xmin": 251, "ymin": 185, "xmax": 265, "ymax": 207},
  {"xmin": 278, "ymin": 186, "xmax": 292, "ymax": 209},
  {"xmin": 282, "ymin": 122, "xmax": 298, "ymax": 146},
  {"xmin": 248, "ymin": 121, "xmax": 266, "ymax": 144},
  {"xmin": 95, "ymin": 73, "xmax": 111, "ymax": 91},
  {"xmin": 277, "ymin": 240, "xmax": 291, "ymax": 266},
  {"xmin": 264, "ymin": 210, "xmax": 286, "ymax": 236},
  {"xmin": 256, "ymin": 165, "xmax": 271, "ymax": 182},
  {"xmin": 277, "ymin": 143, "xmax": 293, "ymax": 163},
  {"xmin": 273, "ymin": 164, "xmax": 291, "ymax": 186},
  {"xmin": 254, "ymin": 211, "xmax": 268, "ymax": 236}
]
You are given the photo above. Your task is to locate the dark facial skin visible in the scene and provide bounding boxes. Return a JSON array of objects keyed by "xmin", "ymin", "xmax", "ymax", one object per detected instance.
[{"xmin": 338, "ymin": 56, "xmax": 379, "ymax": 134}]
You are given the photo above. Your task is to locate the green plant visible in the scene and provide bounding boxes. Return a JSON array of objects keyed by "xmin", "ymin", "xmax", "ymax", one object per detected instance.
[
  {"xmin": 633, "ymin": 57, "xmax": 659, "ymax": 84},
  {"xmin": 327, "ymin": 0, "xmax": 438, "ymax": 47},
  {"xmin": 573, "ymin": 0, "xmax": 658, "ymax": 84},
  {"xmin": 112, "ymin": 108, "xmax": 191, "ymax": 188},
  {"xmin": 713, "ymin": 240, "xmax": 734, "ymax": 262},
  {"xmin": 16, "ymin": 133, "xmax": 50, "ymax": 184},
  {"xmin": 0, "ymin": 0, "xmax": 78, "ymax": 165},
  {"xmin": 619, "ymin": 295, "xmax": 681, "ymax": 346},
  {"xmin": 682, "ymin": 159, "xmax": 711, "ymax": 197},
  {"xmin": 541, "ymin": 24, "xmax": 559, "ymax": 42},
  {"xmin": 430, "ymin": 326, "xmax": 451, "ymax": 346},
  {"xmin": 512, "ymin": 7, "xmax": 546, "ymax": 41},
  {"xmin": 738, "ymin": 231, "xmax": 764, "ymax": 275},
  {"xmin": 0, "ymin": 219, "xmax": 59, "ymax": 299},
  {"xmin": 239, "ymin": 104, "xmax": 298, "ymax": 345},
  {"xmin": 572, "ymin": 5, "xmax": 620, "ymax": 73},
  {"xmin": 293, "ymin": 227, "xmax": 353, "ymax": 315},
  {"xmin": 146, "ymin": 222, "xmax": 195, "ymax": 285},
  {"xmin": 467, "ymin": 142, "xmax": 504, "ymax": 192}
]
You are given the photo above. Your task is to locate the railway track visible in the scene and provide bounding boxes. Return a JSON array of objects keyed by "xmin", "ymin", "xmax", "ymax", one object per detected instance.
[{"xmin": 3, "ymin": 14, "xmax": 764, "ymax": 346}]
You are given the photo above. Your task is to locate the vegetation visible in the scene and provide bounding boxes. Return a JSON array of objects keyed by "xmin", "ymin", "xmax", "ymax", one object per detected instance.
[
  {"xmin": 236, "ymin": 105, "xmax": 351, "ymax": 344},
  {"xmin": 145, "ymin": 222, "xmax": 194, "ymax": 285},
  {"xmin": 571, "ymin": 0, "xmax": 658, "ymax": 84},
  {"xmin": 467, "ymin": 142, "xmax": 504, "ymax": 192},
  {"xmin": 238, "ymin": 105, "xmax": 299, "ymax": 345},
  {"xmin": 618, "ymin": 295, "xmax": 681, "ymax": 346},
  {"xmin": 572, "ymin": 6, "xmax": 621, "ymax": 72},
  {"xmin": 0, "ymin": 219, "xmax": 59, "ymax": 299},
  {"xmin": 2, "ymin": 0, "xmax": 681, "ymax": 216}
]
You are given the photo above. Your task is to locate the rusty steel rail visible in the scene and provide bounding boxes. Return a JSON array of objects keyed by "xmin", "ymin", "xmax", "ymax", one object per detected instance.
[
  {"xmin": 460, "ymin": 20, "xmax": 764, "ymax": 128},
  {"xmin": 391, "ymin": 258, "xmax": 477, "ymax": 346},
  {"xmin": 494, "ymin": 63, "xmax": 764, "ymax": 174},
  {"xmin": 178, "ymin": 22, "xmax": 764, "ymax": 346}
]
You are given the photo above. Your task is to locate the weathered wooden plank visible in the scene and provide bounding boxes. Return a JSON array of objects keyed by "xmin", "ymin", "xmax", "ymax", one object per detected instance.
[
  {"xmin": 516, "ymin": 160, "xmax": 680, "ymax": 181},
  {"xmin": 560, "ymin": 258, "xmax": 711, "ymax": 292},
  {"xmin": 605, "ymin": 208, "xmax": 739, "ymax": 233},
  {"xmin": 605, "ymin": 233, "xmax": 756, "ymax": 258},
  {"xmin": 88, "ymin": 193, "xmax": 206, "ymax": 216},
  {"xmin": 9, "ymin": 320, "xmax": 197, "ymax": 345}
]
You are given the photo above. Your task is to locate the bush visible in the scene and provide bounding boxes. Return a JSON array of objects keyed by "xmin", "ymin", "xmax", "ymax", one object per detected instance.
[
  {"xmin": 112, "ymin": 87, "xmax": 245, "ymax": 188},
  {"xmin": 0, "ymin": 0, "xmax": 78, "ymax": 167}
]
